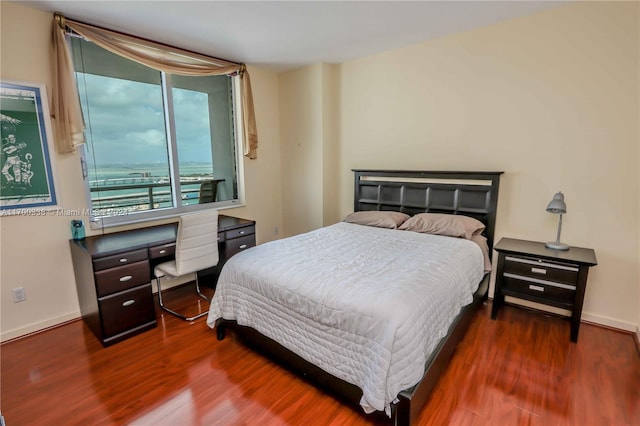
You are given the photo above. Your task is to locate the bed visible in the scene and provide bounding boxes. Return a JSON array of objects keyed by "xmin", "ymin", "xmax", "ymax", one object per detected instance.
[{"xmin": 208, "ymin": 170, "xmax": 502, "ymax": 425}]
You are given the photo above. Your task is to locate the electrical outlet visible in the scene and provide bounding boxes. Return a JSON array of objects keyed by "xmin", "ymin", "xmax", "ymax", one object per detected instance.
[
  {"xmin": 274, "ymin": 226, "xmax": 279, "ymax": 235},
  {"xmin": 12, "ymin": 287, "xmax": 25, "ymax": 303}
]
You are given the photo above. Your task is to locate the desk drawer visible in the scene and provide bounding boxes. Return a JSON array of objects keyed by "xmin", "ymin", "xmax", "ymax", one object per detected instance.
[
  {"xmin": 503, "ymin": 273, "xmax": 576, "ymax": 303},
  {"xmin": 149, "ymin": 243, "xmax": 175, "ymax": 259},
  {"xmin": 226, "ymin": 225, "xmax": 255, "ymax": 240},
  {"xmin": 95, "ymin": 260, "xmax": 150, "ymax": 297},
  {"xmin": 93, "ymin": 249, "xmax": 148, "ymax": 271},
  {"xmin": 504, "ymin": 255, "xmax": 578, "ymax": 284},
  {"xmin": 225, "ymin": 234, "xmax": 255, "ymax": 258},
  {"xmin": 99, "ymin": 284, "xmax": 155, "ymax": 338}
]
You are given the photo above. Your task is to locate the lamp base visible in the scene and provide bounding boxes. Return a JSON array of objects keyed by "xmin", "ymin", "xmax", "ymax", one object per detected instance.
[{"xmin": 545, "ymin": 241, "xmax": 570, "ymax": 251}]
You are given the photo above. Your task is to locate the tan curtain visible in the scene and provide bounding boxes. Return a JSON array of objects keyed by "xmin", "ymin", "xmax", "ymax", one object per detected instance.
[
  {"xmin": 51, "ymin": 14, "xmax": 85, "ymax": 154},
  {"xmin": 52, "ymin": 13, "xmax": 258, "ymax": 159}
]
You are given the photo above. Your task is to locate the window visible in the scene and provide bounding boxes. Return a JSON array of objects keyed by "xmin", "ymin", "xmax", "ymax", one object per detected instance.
[{"xmin": 70, "ymin": 37, "xmax": 243, "ymax": 228}]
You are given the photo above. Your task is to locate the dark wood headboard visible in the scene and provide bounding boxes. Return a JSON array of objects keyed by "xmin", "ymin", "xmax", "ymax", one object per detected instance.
[{"xmin": 353, "ymin": 170, "xmax": 503, "ymax": 250}]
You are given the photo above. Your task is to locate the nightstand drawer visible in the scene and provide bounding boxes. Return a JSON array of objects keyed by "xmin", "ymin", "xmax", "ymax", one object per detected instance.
[
  {"xmin": 95, "ymin": 260, "xmax": 151, "ymax": 297},
  {"xmin": 226, "ymin": 225, "xmax": 255, "ymax": 240},
  {"xmin": 99, "ymin": 284, "xmax": 156, "ymax": 337},
  {"xmin": 503, "ymin": 273, "xmax": 576, "ymax": 303},
  {"xmin": 225, "ymin": 234, "xmax": 255, "ymax": 257},
  {"xmin": 504, "ymin": 255, "xmax": 578, "ymax": 284}
]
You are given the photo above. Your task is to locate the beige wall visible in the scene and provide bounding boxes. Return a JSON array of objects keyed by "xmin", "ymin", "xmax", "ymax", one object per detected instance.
[
  {"xmin": 321, "ymin": 63, "xmax": 341, "ymax": 227},
  {"xmin": 279, "ymin": 63, "xmax": 341, "ymax": 236},
  {"xmin": 336, "ymin": 1, "xmax": 639, "ymax": 330},
  {"xmin": 0, "ymin": 2, "xmax": 283, "ymax": 341},
  {"xmin": 282, "ymin": 2, "xmax": 640, "ymax": 331},
  {"xmin": 279, "ymin": 64, "xmax": 324, "ymax": 236}
]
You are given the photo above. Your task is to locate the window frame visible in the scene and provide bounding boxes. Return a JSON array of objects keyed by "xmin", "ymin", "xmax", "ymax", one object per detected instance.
[{"xmin": 78, "ymin": 69, "xmax": 246, "ymax": 230}]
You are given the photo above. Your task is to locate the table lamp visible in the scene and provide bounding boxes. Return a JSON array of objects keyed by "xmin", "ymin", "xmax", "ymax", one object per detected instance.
[{"xmin": 545, "ymin": 191, "xmax": 569, "ymax": 250}]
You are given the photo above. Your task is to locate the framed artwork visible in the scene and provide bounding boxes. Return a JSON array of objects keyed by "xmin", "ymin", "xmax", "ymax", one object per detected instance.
[{"xmin": 1, "ymin": 81, "xmax": 60, "ymax": 211}]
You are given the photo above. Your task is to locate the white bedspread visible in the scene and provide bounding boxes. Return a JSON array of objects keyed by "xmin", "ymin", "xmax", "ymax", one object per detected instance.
[{"xmin": 207, "ymin": 222, "xmax": 484, "ymax": 414}]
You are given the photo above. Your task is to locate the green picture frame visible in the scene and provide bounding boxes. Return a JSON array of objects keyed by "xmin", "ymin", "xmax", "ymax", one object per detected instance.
[{"xmin": 1, "ymin": 81, "xmax": 60, "ymax": 211}]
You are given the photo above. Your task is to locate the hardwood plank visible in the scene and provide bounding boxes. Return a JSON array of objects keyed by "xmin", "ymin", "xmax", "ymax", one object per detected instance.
[{"xmin": 1, "ymin": 294, "xmax": 638, "ymax": 425}]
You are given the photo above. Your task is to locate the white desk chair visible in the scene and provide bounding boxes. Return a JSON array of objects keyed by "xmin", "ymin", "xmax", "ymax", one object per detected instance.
[{"xmin": 154, "ymin": 209, "xmax": 219, "ymax": 321}]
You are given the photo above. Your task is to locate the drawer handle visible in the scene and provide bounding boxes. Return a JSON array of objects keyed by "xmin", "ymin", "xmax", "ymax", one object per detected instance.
[
  {"xmin": 159, "ymin": 249, "xmax": 166, "ymax": 254},
  {"xmin": 531, "ymin": 267, "xmax": 547, "ymax": 275},
  {"xmin": 529, "ymin": 285, "xmax": 545, "ymax": 292},
  {"xmin": 119, "ymin": 275, "xmax": 133, "ymax": 282},
  {"xmin": 217, "ymin": 237, "xmax": 221, "ymax": 241},
  {"xmin": 119, "ymin": 258, "xmax": 127, "ymax": 263},
  {"xmin": 239, "ymin": 244, "xmax": 248, "ymax": 249},
  {"xmin": 122, "ymin": 299, "xmax": 136, "ymax": 307},
  {"xmin": 239, "ymin": 231, "xmax": 245, "ymax": 235}
]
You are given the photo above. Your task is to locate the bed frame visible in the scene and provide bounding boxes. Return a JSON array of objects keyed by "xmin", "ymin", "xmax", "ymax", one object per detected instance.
[{"xmin": 216, "ymin": 170, "xmax": 503, "ymax": 425}]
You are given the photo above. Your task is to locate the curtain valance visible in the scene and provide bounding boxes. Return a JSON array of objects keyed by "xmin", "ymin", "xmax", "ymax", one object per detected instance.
[{"xmin": 51, "ymin": 13, "xmax": 258, "ymax": 158}]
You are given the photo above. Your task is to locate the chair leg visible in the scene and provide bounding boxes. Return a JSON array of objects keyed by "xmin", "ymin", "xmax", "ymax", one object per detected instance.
[
  {"xmin": 156, "ymin": 276, "xmax": 209, "ymax": 321},
  {"xmin": 195, "ymin": 273, "xmax": 209, "ymax": 301}
]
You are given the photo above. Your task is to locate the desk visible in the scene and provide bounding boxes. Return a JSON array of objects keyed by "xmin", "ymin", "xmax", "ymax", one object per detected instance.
[{"xmin": 69, "ymin": 214, "xmax": 256, "ymax": 346}]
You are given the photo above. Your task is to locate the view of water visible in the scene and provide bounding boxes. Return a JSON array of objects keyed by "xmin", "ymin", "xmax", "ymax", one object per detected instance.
[
  {"xmin": 89, "ymin": 163, "xmax": 213, "ymax": 184},
  {"xmin": 89, "ymin": 163, "xmax": 214, "ymax": 210}
]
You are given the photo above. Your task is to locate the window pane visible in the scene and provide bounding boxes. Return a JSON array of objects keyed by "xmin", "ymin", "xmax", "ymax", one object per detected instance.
[
  {"xmin": 70, "ymin": 37, "xmax": 242, "ymax": 227},
  {"xmin": 171, "ymin": 75, "xmax": 237, "ymax": 206},
  {"xmin": 72, "ymin": 38, "xmax": 173, "ymax": 215}
]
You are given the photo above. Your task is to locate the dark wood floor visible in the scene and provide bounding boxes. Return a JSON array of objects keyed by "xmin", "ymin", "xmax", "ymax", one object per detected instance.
[{"xmin": 1, "ymin": 284, "xmax": 639, "ymax": 425}]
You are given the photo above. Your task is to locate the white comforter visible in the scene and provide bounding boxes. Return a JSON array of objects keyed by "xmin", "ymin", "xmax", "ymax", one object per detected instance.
[{"xmin": 207, "ymin": 222, "xmax": 484, "ymax": 414}]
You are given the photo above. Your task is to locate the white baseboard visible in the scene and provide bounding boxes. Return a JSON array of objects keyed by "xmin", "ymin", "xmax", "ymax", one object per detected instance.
[
  {"xmin": 5, "ymin": 293, "xmax": 637, "ymax": 343},
  {"xmin": 0, "ymin": 311, "xmax": 81, "ymax": 343},
  {"xmin": 580, "ymin": 312, "xmax": 637, "ymax": 333},
  {"xmin": 501, "ymin": 296, "xmax": 638, "ymax": 333},
  {"xmin": 1, "ymin": 278, "xmax": 195, "ymax": 343}
]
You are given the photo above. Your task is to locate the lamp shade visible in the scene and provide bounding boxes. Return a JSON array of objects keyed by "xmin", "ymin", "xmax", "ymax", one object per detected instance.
[{"xmin": 546, "ymin": 192, "xmax": 567, "ymax": 214}]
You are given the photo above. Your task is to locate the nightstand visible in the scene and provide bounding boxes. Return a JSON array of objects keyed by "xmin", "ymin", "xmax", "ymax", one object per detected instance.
[{"xmin": 490, "ymin": 237, "xmax": 597, "ymax": 342}]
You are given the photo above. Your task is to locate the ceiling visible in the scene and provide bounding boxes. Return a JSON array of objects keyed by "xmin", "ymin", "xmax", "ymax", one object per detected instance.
[{"xmin": 25, "ymin": 1, "xmax": 566, "ymax": 71}]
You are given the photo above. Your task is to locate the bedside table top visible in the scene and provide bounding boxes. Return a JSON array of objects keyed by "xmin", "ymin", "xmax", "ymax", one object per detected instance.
[{"xmin": 494, "ymin": 237, "xmax": 597, "ymax": 266}]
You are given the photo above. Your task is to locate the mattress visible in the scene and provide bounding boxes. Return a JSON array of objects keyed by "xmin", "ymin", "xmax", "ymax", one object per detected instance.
[{"xmin": 207, "ymin": 222, "xmax": 484, "ymax": 414}]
